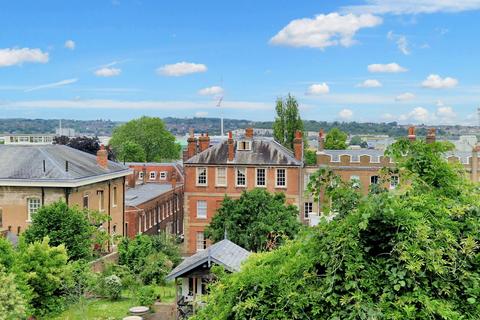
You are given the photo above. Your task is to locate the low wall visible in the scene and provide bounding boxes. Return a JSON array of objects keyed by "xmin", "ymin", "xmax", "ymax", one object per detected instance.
[
  {"xmin": 89, "ymin": 251, "xmax": 119, "ymax": 273},
  {"xmin": 151, "ymin": 302, "xmax": 176, "ymax": 320}
]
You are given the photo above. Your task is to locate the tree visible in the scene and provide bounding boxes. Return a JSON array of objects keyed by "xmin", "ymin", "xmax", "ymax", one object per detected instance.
[
  {"xmin": 118, "ymin": 141, "xmax": 146, "ymax": 163},
  {"xmin": 0, "ymin": 237, "xmax": 15, "ymax": 271},
  {"xmin": 193, "ymin": 139, "xmax": 480, "ymax": 319},
  {"xmin": 15, "ymin": 237, "xmax": 71, "ymax": 317},
  {"xmin": 304, "ymin": 149, "xmax": 317, "ymax": 165},
  {"xmin": 109, "ymin": 116, "xmax": 181, "ymax": 161},
  {"xmin": 0, "ymin": 267, "xmax": 26, "ymax": 320},
  {"xmin": 205, "ymin": 189, "xmax": 302, "ymax": 252},
  {"xmin": 273, "ymin": 94, "xmax": 304, "ymax": 150},
  {"xmin": 54, "ymin": 135, "xmax": 115, "ymax": 160},
  {"xmin": 23, "ymin": 201, "xmax": 100, "ymax": 261},
  {"xmin": 324, "ymin": 127, "xmax": 347, "ymax": 149}
]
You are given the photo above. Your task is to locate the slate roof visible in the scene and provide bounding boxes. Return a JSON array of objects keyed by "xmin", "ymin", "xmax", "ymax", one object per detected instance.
[
  {"xmin": 125, "ymin": 183, "xmax": 175, "ymax": 207},
  {"xmin": 184, "ymin": 137, "xmax": 302, "ymax": 166},
  {"xmin": 0, "ymin": 145, "xmax": 130, "ymax": 186},
  {"xmin": 320, "ymin": 149, "xmax": 472, "ymax": 164},
  {"xmin": 166, "ymin": 239, "xmax": 251, "ymax": 281}
]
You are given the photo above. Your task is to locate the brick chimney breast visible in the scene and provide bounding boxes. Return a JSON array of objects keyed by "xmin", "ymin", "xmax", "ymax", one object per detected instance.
[
  {"xmin": 408, "ymin": 126, "xmax": 416, "ymax": 142},
  {"xmin": 426, "ymin": 128, "xmax": 436, "ymax": 144},
  {"xmin": 96, "ymin": 144, "xmax": 108, "ymax": 169},
  {"xmin": 227, "ymin": 131, "xmax": 235, "ymax": 162},
  {"xmin": 293, "ymin": 130, "xmax": 303, "ymax": 161},
  {"xmin": 198, "ymin": 133, "xmax": 210, "ymax": 152},
  {"xmin": 186, "ymin": 129, "xmax": 198, "ymax": 159},
  {"xmin": 318, "ymin": 129, "xmax": 325, "ymax": 152}
]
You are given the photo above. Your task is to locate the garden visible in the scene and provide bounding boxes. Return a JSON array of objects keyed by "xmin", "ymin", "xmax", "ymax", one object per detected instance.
[{"xmin": 0, "ymin": 201, "xmax": 181, "ymax": 320}]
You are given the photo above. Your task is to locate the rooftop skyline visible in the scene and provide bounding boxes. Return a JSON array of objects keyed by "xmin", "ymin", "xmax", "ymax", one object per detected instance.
[{"xmin": 1, "ymin": 0, "xmax": 479, "ymax": 124}]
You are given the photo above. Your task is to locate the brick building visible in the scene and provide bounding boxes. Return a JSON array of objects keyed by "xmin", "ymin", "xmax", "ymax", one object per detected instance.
[
  {"xmin": 0, "ymin": 144, "xmax": 130, "ymax": 242},
  {"xmin": 124, "ymin": 162, "xmax": 184, "ymax": 238},
  {"xmin": 302, "ymin": 127, "xmax": 480, "ymax": 223},
  {"xmin": 183, "ymin": 128, "xmax": 304, "ymax": 255}
]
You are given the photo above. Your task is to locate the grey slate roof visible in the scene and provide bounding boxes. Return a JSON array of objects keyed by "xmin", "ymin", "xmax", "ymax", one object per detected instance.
[
  {"xmin": 0, "ymin": 144, "xmax": 129, "ymax": 182},
  {"xmin": 125, "ymin": 183, "xmax": 174, "ymax": 207},
  {"xmin": 185, "ymin": 137, "xmax": 302, "ymax": 166},
  {"xmin": 166, "ymin": 239, "xmax": 251, "ymax": 281},
  {"xmin": 320, "ymin": 149, "xmax": 472, "ymax": 164}
]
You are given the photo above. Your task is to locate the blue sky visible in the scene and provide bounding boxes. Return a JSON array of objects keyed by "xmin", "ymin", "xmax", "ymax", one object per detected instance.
[{"xmin": 1, "ymin": 0, "xmax": 480, "ymax": 124}]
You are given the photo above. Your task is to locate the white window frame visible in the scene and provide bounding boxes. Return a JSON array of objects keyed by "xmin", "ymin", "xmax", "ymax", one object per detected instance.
[
  {"xmin": 83, "ymin": 193, "xmax": 89, "ymax": 209},
  {"xmin": 390, "ymin": 175, "xmax": 399, "ymax": 189},
  {"xmin": 196, "ymin": 167, "xmax": 208, "ymax": 186},
  {"xmin": 196, "ymin": 232, "xmax": 207, "ymax": 252},
  {"xmin": 196, "ymin": 200, "xmax": 207, "ymax": 219},
  {"xmin": 215, "ymin": 167, "xmax": 227, "ymax": 187},
  {"xmin": 149, "ymin": 171, "xmax": 156, "ymax": 180},
  {"xmin": 98, "ymin": 190, "xmax": 105, "ymax": 212},
  {"xmin": 256, "ymin": 168, "xmax": 266, "ymax": 187},
  {"xmin": 275, "ymin": 168, "xmax": 287, "ymax": 188},
  {"xmin": 159, "ymin": 171, "xmax": 168, "ymax": 180},
  {"xmin": 27, "ymin": 198, "xmax": 41, "ymax": 222},
  {"xmin": 236, "ymin": 168, "xmax": 247, "ymax": 187},
  {"xmin": 138, "ymin": 171, "xmax": 144, "ymax": 180},
  {"xmin": 237, "ymin": 140, "xmax": 252, "ymax": 151},
  {"xmin": 304, "ymin": 202, "xmax": 313, "ymax": 219}
]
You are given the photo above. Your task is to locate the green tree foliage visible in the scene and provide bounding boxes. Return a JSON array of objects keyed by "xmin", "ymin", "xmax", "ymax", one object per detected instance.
[
  {"xmin": 273, "ymin": 94, "xmax": 304, "ymax": 150},
  {"xmin": 0, "ymin": 237, "xmax": 15, "ymax": 271},
  {"xmin": 117, "ymin": 141, "xmax": 146, "ymax": 163},
  {"xmin": 15, "ymin": 237, "xmax": 71, "ymax": 317},
  {"xmin": 109, "ymin": 116, "xmax": 181, "ymax": 161},
  {"xmin": 118, "ymin": 233, "xmax": 180, "ymax": 285},
  {"xmin": 349, "ymin": 135, "xmax": 368, "ymax": 148},
  {"xmin": 307, "ymin": 168, "xmax": 361, "ymax": 218},
  {"xmin": 324, "ymin": 127, "xmax": 348, "ymax": 150},
  {"xmin": 304, "ymin": 149, "xmax": 317, "ymax": 165},
  {"xmin": 205, "ymin": 189, "xmax": 302, "ymax": 252},
  {"xmin": 54, "ymin": 135, "xmax": 115, "ymax": 160},
  {"xmin": 0, "ymin": 267, "xmax": 26, "ymax": 320},
  {"xmin": 194, "ymin": 139, "xmax": 480, "ymax": 319},
  {"xmin": 23, "ymin": 201, "xmax": 98, "ymax": 261}
]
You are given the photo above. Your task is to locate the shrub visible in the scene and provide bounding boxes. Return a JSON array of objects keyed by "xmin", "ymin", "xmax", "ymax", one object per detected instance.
[
  {"xmin": 0, "ymin": 267, "xmax": 26, "ymax": 320},
  {"xmin": 15, "ymin": 237, "xmax": 71, "ymax": 317},
  {"xmin": 0, "ymin": 237, "xmax": 15, "ymax": 271},
  {"xmin": 139, "ymin": 252, "xmax": 173, "ymax": 285},
  {"xmin": 103, "ymin": 275, "xmax": 122, "ymax": 300},
  {"xmin": 137, "ymin": 285, "xmax": 159, "ymax": 306},
  {"xmin": 23, "ymin": 201, "xmax": 95, "ymax": 261}
]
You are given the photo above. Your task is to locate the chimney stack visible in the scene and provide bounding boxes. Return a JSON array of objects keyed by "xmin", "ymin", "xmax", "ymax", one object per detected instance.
[
  {"xmin": 318, "ymin": 129, "xmax": 325, "ymax": 152},
  {"xmin": 198, "ymin": 133, "xmax": 210, "ymax": 152},
  {"xmin": 186, "ymin": 129, "xmax": 197, "ymax": 159},
  {"xmin": 245, "ymin": 128, "xmax": 254, "ymax": 139},
  {"xmin": 142, "ymin": 165, "xmax": 147, "ymax": 185},
  {"xmin": 127, "ymin": 170, "xmax": 137, "ymax": 188},
  {"xmin": 227, "ymin": 131, "xmax": 235, "ymax": 162},
  {"xmin": 293, "ymin": 130, "xmax": 303, "ymax": 161},
  {"xmin": 426, "ymin": 128, "xmax": 436, "ymax": 144},
  {"xmin": 407, "ymin": 126, "xmax": 416, "ymax": 142},
  {"xmin": 96, "ymin": 145, "xmax": 108, "ymax": 168}
]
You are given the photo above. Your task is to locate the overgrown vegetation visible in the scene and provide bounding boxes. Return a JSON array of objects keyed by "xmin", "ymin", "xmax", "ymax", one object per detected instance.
[
  {"xmin": 194, "ymin": 139, "xmax": 480, "ymax": 319},
  {"xmin": 205, "ymin": 188, "xmax": 302, "ymax": 252}
]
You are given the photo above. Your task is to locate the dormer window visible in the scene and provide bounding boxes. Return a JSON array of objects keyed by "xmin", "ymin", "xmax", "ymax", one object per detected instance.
[{"xmin": 238, "ymin": 140, "xmax": 251, "ymax": 151}]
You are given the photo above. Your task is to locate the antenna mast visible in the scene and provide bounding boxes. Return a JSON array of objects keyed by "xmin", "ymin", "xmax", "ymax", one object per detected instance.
[{"xmin": 217, "ymin": 96, "xmax": 224, "ymax": 137}]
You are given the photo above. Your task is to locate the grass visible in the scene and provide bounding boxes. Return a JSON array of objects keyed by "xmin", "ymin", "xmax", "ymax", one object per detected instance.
[{"xmin": 50, "ymin": 283, "xmax": 176, "ymax": 320}]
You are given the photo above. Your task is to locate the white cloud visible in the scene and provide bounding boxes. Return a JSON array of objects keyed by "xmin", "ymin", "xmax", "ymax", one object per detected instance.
[
  {"xmin": 24, "ymin": 78, "xmax": 78, "ymax": 92},
  {"xmin": 399, "ymin": 107, "xmax": 429, "ymax": 122},
  {"xmin": 195, "ymin": 111, "xmax": 209, "ymax": 117},
  {"xmin": 306, "ymin": 83, "xmax": 330, "ymax": 95},
  {"xmin": 368, "ymin": 63, "xmax": 407, "ymax": 73},
  {"xmin": 387, "ymin": 31, "xmax": 410, "ymax": 55},
  {"xmin": 270, "ymin": 13, "xmax": 382, "ymax": 50},
  {"xmin": 342, "ymin": 0, "xmax": 480, "ymax": 15},
  {"xmin": 356, "ymin": 79, "xmax": 382, "ymax": 88},
  {"xmin": 95, "ymin": 67, "xmax": 121, "ymax": 77},
  {"xmin": 381, "ymin": 113, "xmax": 395, "ymax": 121},
  {"xmin": 157, "ymin": 62, "xmax": 207, "ymax": 77},
  {"xmin": 421, "ymin": 74, "xmax": 458, "ymax": 89},
  {"xmin": 437, "ymin": 106, "xmax": 456, "ymax": 118},
  {"xmin": 198, "ymin": 86, "xmax": 224, "ymax": 96},
  {"xmin": 0, "ymin": 48, "xmax": 49, "ymax": 67},
  {"xmin": 339, "ymin": 108, "xmax": 353, "ymax": 120},
  {"xmin": 64, "ymin": 40, "xmax": 75, "ymax": 50},
  {"xmin": 395, "ymin": 92, "xmax": 415, "ymax": 101}
]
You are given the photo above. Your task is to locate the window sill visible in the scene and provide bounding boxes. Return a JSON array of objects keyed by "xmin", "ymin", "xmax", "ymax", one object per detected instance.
[
  {"xmin": 255, "ymin": 185, "xmax": 267, "ymax": 188},
  {"xmin": 275, "ymin": 186, "xmax": 287, "ymax": 189}
]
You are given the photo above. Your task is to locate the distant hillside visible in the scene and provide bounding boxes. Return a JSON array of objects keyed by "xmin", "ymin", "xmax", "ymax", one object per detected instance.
[{"xmin": 0, "ymin": 117, "xmax": 476, "ymax": 138}]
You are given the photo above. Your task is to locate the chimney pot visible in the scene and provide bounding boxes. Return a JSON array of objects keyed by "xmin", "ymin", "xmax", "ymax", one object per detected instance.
[
  {"xmin": 408, "ymin": 126, "xmax": 416, "ymax": 142},
  {"xmin": 426, "ymin": 128, "xmax": 436, "ymax": 144}
]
